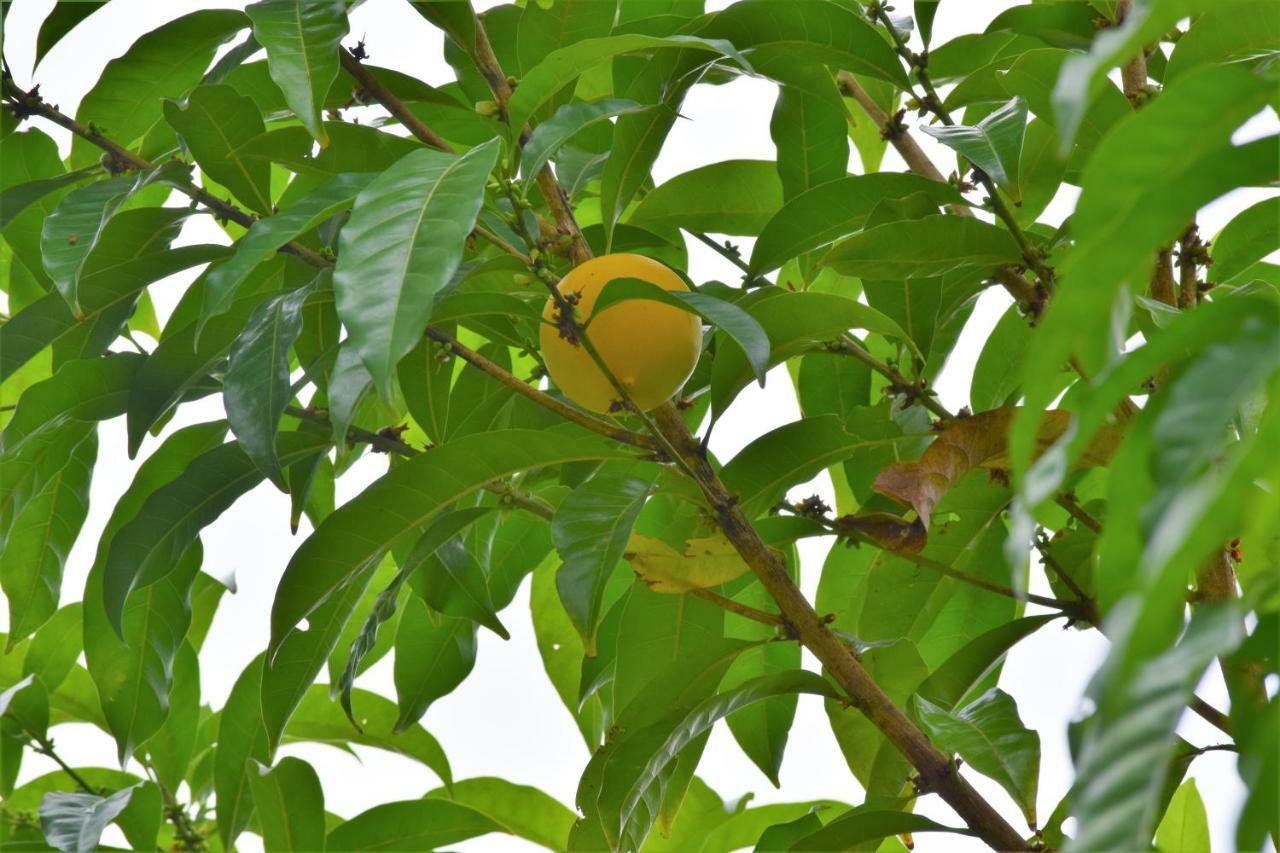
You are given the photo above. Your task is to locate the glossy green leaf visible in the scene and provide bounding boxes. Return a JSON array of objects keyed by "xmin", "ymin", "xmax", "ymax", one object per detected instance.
[
  {"xmin": 520, "ymin": 98, "xmax": 644, "ymax": 192},
  {"xmin": 137, "ymin": 643, "xmax": 199, "ymax": 794},
  {"xmin": 915, "ymin": 615, "xmax": 1059, "ymax": 710},
  {"xmin": 592, "ymin": 277, "xmax": 770, "ymax": 385},
  {"xmin": 69, "ymin": 10, "xmax": 248, "ymax": 167},
  {"xmin": 414, "ymin": 536, "xmax": 510, "ymax": 639},
  {"xmin": 41, "ymin": 175, "xmax": 149, "ymax": 312},
  {"xmin": 163, "ymin": 84, "xmax": 272, "ymax": 214},
  {"xmin": 553, "ymin": 472, "xmax": 651, "ymax": 656},
  {"xmin": 225, "ymin": 283, "xmax": 314, "ymax": 486},
  {"xmin": 39, "ymin": 784, "xmax": 140, "ymax": 853},
  {"xmin": 0, "ymin": 168, "xmax": 97, "ymax": 231},
  {"xmin": 393, "ymin": 597, "xmax": 477, "ymax": 731},
  {"xmin": 1212, "ymin": 196, "xmax": 1280, "ymax": 285},
  {"xmin": 425, "ymin": 777, "xmax": 575, "ymax": 852},
  {"xmin": 506, "ymin": 33, "xmax": 749, "ymax": 135},
  {"xmin": 0, "ymin": 353, "xmax": 141, "ymax": 457},
  {"xmin": 1155, "ymin": 778, "xmax": 1210, "ymax": 853},
  {"xmin": 245, "ymin": 0, "xmax": 349, "ymax": 147},
  {"xmin": 326, "ymin": 797, "xmax": 499, "ymax": 851},
  {"xmin": 247, "ymin": 757, "xmax": 326, "ymax": 853},
  {"xmin": 922, "ymin": 96, "xmax": 1028, "ymax": 200},
  {"xmin": 215, "ymin": 655, "xmax": 270, "ymax": 848},
  {"xmin": 269, "ymin": 429, "xmax": 632, "ymax": 654},
  {"xmin": 916, "ymin": 688, "xmax": 1040, "ymax": 824},
  {"xmin": 630, "ymin": 160, "xmax": 783, "ymax": 237},
  {"xmin": 1, "ymin": 129, "xmax": 74, "ymax": 290},
  {"xmin": 823, "ymin": 215, "xmax": 1023, "ymax": 279},
  {"xmin": 334, "ymin": 139, "xmax": 499, "ymax": 399},
  {"xmin": 0, "ymin": 428, "xmax": 94, "ymax": 646},
  {"xmin": 750, "ymin": 174, "xmax": 965, "ymax": 274},
  {"xmin": 790, "ymin": 807, "xmax": 968, "ymax": 850}
]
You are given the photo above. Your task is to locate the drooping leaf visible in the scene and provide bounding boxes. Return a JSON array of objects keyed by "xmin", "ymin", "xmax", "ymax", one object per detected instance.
[
  {"xmin": 0, "ymin": 168, "xmax": 97, "ymax": 232},
  {"xmin": 215, "ymin": 656, "xmax": 270, "ymax": 848},
  {"xmin": 163, "ymin": 84, "xmax": 273, "ymax": 214},
  {"xmin": 38, "ymin": 784, "xmax": 140, "ymax": 853},
  {"xmin": 34, "ymin": 2, "xmax": 102, "ymax": 65},
  {"xmin": 0, "ymin": 354, "xmax": 141, "ymax": 458},
  {"xmin": 768, "ymin": 63, "xmax": 850, "ymax": 201},
  {"xmin": 553, "ymin": 472, "xmax": 652, "ymax": 656},
  {"xmin": 247, "ymin": 757, "xmax": 327, "ymax": 853},
  {"xmin": 393, "ymin": 597, "xmax": 478, "ymax": 731},
  {"xmin": 629, "ymin": 160, "xmax": 783, "ymax": 237},
  {"xmin": 325, "ymin": 798, "xmax": 500, "ymax": 851},
  {"xmin": 245, "ymin": 0, "xmax": 350, "ymax": 147},
  {"xmin": 69, "ymin": 10, "xmax": 248, "ymax": 167},
  {"xmin": 1212, "ymin": 196, "xmax": 1280, "ymax": 285},
  {"xmin": 137, "ymin": 643, "xmax": 200, "ymax": 794},
  {"xmin": 414, "ymin": 536, "xmax": 510, "ymax": 639},
  {"xmin": 424, "ymin": 777, "xmax": 576, "ymax": 852},
  {"xmin": 922, "ymin": 96, "xmax": 1028, "ymax": 201},
  {"xmin": 1154, "ymin": 778, "xmax": 1211, "ymax": 853},
  {"xmin": 519, "ymin": 98, "xmax": 645, "ymax": 192},
  {"xmin": 333, "ymin": 139, "xmax": 500, "ymax": 399},
  {"xmin": 822, "ymin": 215, "xmax": 1023, "ymax": 280}
]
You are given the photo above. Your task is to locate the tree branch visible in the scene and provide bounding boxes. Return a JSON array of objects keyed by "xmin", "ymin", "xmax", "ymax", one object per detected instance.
[
  {"xmin": 689, "ymin": 587, "xmax": 783, "ymax": 627},
  {"xmin": 340, "ymin": 47, "xmax": 454, "ymax": 152}
]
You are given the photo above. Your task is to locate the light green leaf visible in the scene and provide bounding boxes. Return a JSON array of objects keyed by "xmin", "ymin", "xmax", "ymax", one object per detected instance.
[
  {"xmin": 334, "ymin": 139, "xmax": 500, "ymax": 400},
  {"xmin": 1165, "ymin": 0, "xmax": 1280, "ymax": 81},
  {"xmin": 769, "ymin": 63, "xmax": 850, "ymax": 201},
  {"xmin": 21, "ymin": 604, "xmax": 84, "ymax": 693},
  {"xmin": 1212, "ymin": 196, "xmax": 1280, "ymax": 284},
  {"xmin": 326, "ymin": 798, "xmax": 499, "ymax": 851},
  {"xmin": 163, "ymin": 84, "xmax": 272, "ymax": 214},
  {"xmin": 922, "ymin": 96, "xmax": 1028, "ymax": 200},
  {"xmin": 970, "ymin": 302, "xmax": 1034, "ymax": 410},
  {"xmin": 629, "ymin": 160, "xmax": 783, "ymax": 237},
  {"xmin": 553, "ymin": 472, "xmax": 651, "ymax": 656},
  {"xmin": 0, "ymin": 168, "xmax": 97, "ymax": 231},
  {"xmin": 751, "ymin": 173, "xmax": 965, "ymax": 274},
  {"xmin": 790, "ymin": 807, "xmax": 968, "ymax": 850},
  {"xmin": 247, "ymin": 757, "xmax": 326, "ymax": 853},
  {"xmin": 1155, "ymin": 778, "xmax": 1210, "ymax": 853},
  {"xmin": 916, "ymin": 688, "xmax": 1040, "ymax": 824},
  {"xmin": 69, "ymin": 10, "xmax": 248, "ymax": 167},
  {"xmin": 520, "ymin": 98, "xmax": 645, "ymax": 192},
  {"xmin": 245, "ymin": 0, "xmax": 349, "ymax": 147},
  {"xmin": 225, "ymin": 283, "xmax": 315, "ymax": 485},
  {"xmin": 425, "ymin": 777, "xmax": 575, "ymax": 852},
  {"xmin": 822, "ymin": 215, "xmax": 1023, "ymax": 279}
]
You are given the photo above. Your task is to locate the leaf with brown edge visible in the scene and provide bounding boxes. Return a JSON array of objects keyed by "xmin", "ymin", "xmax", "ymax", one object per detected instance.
[
  {"xmin": 873, "ymin": 409, "xmax": 1119, "ymax": 528},
  {"xmin": 624, "ymin": 532, "xmax": 754, "ymax": 593}
]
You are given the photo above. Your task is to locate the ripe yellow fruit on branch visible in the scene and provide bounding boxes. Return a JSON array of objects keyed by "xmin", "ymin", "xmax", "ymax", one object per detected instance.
[{"xmin": 539, "ymin": 253, "xmax": 701, "ymax": 413}]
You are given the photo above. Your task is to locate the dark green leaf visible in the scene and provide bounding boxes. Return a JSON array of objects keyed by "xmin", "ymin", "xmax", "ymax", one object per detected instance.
[
  {"xmin": 393, "ymin": 597, "xmax": 477, "ymax": 731},
  {"xmin": 34, "ymin": 3, "xmax": 102, "ymax": 64},
  {"xmin": 137, "ymin": 643, "xmax": 199, "ymax": 793},
  {"xmin": 225, "ymin": 282, "xmax": 315, "ymax": 485},
  {"xmin": 245, "ymin": 0, "xmax": 349, "ymax": 146},
  {"xmin": 520, "ymin": 98, "xmax": 645, "ymax": 192},
  {"xmin": 247, "ymin": 757, "xmax": 327, "ymax": 853},
  {"xmin": 751, "ymin": 174, "xmax": 965, "ymax": 274},
  {"xmin": 215, "ymin": 656, "xmax": 270, "ymax": 848},
  {"xmin": 163, "ymin": 84, "xmax": 273, "ymax": 214},
  {"xmin": 326, "ymin": 798, "xmax": 499, "ymax": 851},
  {"xmin": 334, "ymin": 139, "xmax": 500, "ymax": 399},
  {"xmin": 922, "ymin": 97, "xmax": 1028, "ymax": 200},
  {"xmin": 41, "ymin": 174, "xmax": 150, "ymax": 312},
  {"xmin": 630, "ymin": 160, "xmax": 783, "ymax": 237},
  {"xmin": 0, "ymin": 675, "xmax": 49, "ymax": 742},
  {"xmin": 0, "ymin": 353, "xmax": 142, "ymax": 457},
  {"xmin": 70, "ymin": 10, "xmax": 248, "ymax": 167},
  {"xmin": 822, "ymin": 215, "xmax": 1023, "ymax": 279},
  {"xmin": 769, "ymin": 64, "xmax": 850, "ymax": 200},
  {"xmin": 39, "ymin": 784, "xmax": 140, "ymax": 853},
  {"xmin": 593, "ymin": 278, "xmax": 770, "ymax": 385},
  {"xmin": 553, "ymin": 472, "xmax": 651, "ymax": 655},
  {"xmin": 414, "ymin": 537, "xmax": 510, "ymax": 639}
]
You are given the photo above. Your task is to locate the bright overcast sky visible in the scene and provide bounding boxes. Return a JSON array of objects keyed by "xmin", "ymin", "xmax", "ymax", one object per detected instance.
[{"xmin": 3, "ymin": 1, "xmax": 1274, "ymax": 850}]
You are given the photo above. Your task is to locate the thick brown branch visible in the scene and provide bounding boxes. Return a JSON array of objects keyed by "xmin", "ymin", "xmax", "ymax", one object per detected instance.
[{"xmin": 1117, "ymin": 0, "xmax": 1150, "ymax": 107}]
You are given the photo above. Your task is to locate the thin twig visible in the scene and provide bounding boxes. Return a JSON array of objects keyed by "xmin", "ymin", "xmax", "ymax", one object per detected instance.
[
  {"xmin": 32, "ymin": 738, "xmax": 100, "ymax": 794},
  {"xmin": 1188, "ymin": 697, "xmax": 1233, "ymax": 736},
  {"xmin": 690, "ymin": 587, "xmax": 783, "ymax": 626}
]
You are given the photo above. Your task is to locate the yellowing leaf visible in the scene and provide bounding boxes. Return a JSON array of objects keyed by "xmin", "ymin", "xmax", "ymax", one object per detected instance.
[{"xmin": 624, "ymin": 532, "xmax": 753, "ymax": 593}]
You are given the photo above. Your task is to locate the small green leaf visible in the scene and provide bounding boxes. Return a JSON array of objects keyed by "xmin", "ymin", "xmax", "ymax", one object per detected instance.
[
  {"xmin": 822, "ymin": 215, "xmax": 1023, "ymax": 279},
  {"xmin": 425, "ymin": 777, "xmax": 576, "ymax": 852},
  {"xmin": 39, "ymin": 784, "xmax": 140, "ymax": 853},
  {"xmin": 163, "ymin": 84, "xmax": 273, "ymax": 214},
  {"xmin": 922, "ymin": 97, "xmax": 1028, "ymax": 201},
  {"xmin": 0, "ymin": 675, "xmax": 50, "ymax": 742},
  {"xmin": 326, "ymin": 797, "xmax": 500, "ymax": 851},
  {"xmin": 553, "ymin": 472, "xmax": 651, "ymax": 656},
  {"xmin": 393, "ymin": 597, "xmax": 477, "ymax": 731},
  {"xmin": 414, "ymin": 537, "xmax": 510, "ymax": 640},
  {"xmin": 34, "ymin": 3, "xmax": 102, "ymax": 65},
  {"xmin": 245, "ymin": 0, "xmax": 349, "ymax": 147},
  {"xmin": 1155, "ymin": 778, "xmax": 1210, "ymax": 853},
  {"xmin": 520, "ymin": 98, "xmax": 645, "ymax": 192},
  {"xmin": 629, "ymin": 160, "xmax": 783, "ymax": 237},
  {"xmin": 247, "ymin": 757, "xmax": 327, "ymax": 853},
  {"xmin": 334, "ymin": 140, "xmax": 500, "ymax": 400},
  {"xmin": 1212, "ymin": 196, "xmax": 1280, "ymax": 285}
]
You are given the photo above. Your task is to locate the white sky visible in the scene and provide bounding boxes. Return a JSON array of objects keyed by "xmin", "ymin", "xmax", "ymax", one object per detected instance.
[{"xmin": 3, "ymin": 1, "xmax": 1274, "ymax": 851}]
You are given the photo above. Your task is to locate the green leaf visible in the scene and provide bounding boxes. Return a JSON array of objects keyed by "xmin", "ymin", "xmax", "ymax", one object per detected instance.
[
  {"xmin": 1212, "ymin": 196, "xmax": 1280, "ymax": 285},
  {"xmin": 1067, "ymin": 605, "xmax": 1244, "ymax": 852},
  {"xmin": 922, "ymin": 96, "xmax": 1028, "ymax": 201},
  {"xmin": 245, "ymin": 0, "xmax": 350, "ymax": 147},
  {"xmin": 103, "ymin": 431, "xmax": 330, "ymax": 635},
  {"xmin": 0, "ymin": 168, "xmax": 97, "ymax": 231},
  {"xmin": 425, "ymin": 777, "xmax": 576, "ymax": 851},
  {"xmin": 34, "ymin": 2, "xmax": 102, "ymax": 65},
  {"xmin": 915, "ymin": 615, "xmax": 1059, "ymax": 710},
  {"xmin": 1165, "ymin": 0, "xmax": 1280, "ymax": 81},
  {"xmin": 506, "ymin": 33, "xmax": 749, "ymax": 135},
  {"xmin": 519, "ymin": 98, "xmax": 645, "ymax": 192},
  {"xmin": 985, "ymin": 2, "xmax": 1098, "ymax": 49},
  {"xmin": 269, "ymin": 429, "xmax": 633, "ymax": 654},
  {"xmin": 0, "ymin": 674, "xmax": 49, "ymax": 742},
  {"xmin": 393, "ymin": 598, "xmax": 477, "ymax": 731},
  {"xmin": 0, "ymin": 353, "xmax": 142, "ymax": 457},
  {"xmin": 21, "ymin": 604, "xmax": 84, "ymax": 693},
  {"xmin": 789, "ymin": 807, "xmax": 968, "ymax": 851},
  {"xmin": 247, "ymin": 757, "xmax": 326, "ymax": 853},
  {"xmin": 723, "ymin": 640, "xmax": 800, "ymax": 788},
  {"xmin": 708, "ymin": 0, "xmax": 909, "ymax": 89},
  {"xmin": 1012, "ymin": 117, "xmax": 1066, "ymax": 227},
  {"xmin": 326, "ymin": 798, "xmax": 500, "ymax": 851},
  {"xmin": 1, "ymin": 129, "xmax": 75, "ymax": 290},
  {"xmin": 215, "ymin": 656, "xmax": 270, "ymax": 848},
  {"xmin": 0, "ymin": 428, "xmax": 95, "ymax": 646},
  {"xmin": 970, "ymin": 302, "xmax": 1034, "ymax": 410},
  {"xmin": 629, "ymin": 160, "xmax": 783, "ymax": 237},
  {"xmin": 755, "ymin": 811, "xmax": 824, "ymax": 852},
  {"xmin": 69, "ymin": 10, "xmax": 248, "ymax": 167},
  {"xmin": 283, "ymin": 684, "xmax": 452, "ymax": 789},
  {"xmin": 593, "ymin": 278, "xmax": 771, "ymax": 386},
  {"xmin": 750, "ymin": 174, "xmax": 965, "ymax": 274},
  {"xmin": 822, "ymin": 215, "xmax": 1023, "ymax": 279},
  {"xmin": 163, "ymin": 84, "xmax": 272, "ymax": 214},
  {"xmin": 137, "ymin": 643, "xmax": 199, "ymax": 793},
  {"xmin": 414, "ymin": 536, "xmax": 510, "ymax": 639},
  {"xmin": 769, "ymin": 63, "xmax": 850, "ymax": 201},
  {"xmin": 916, "ymin": 689, "xmax": 1040, "ymax": 824},
  {"xmin": 334, "ymin": 139, "xmax": 500, "ymax": 400},
  {"xmin": 1155, "ymin": 778, "xmax": 1210, "ymax": 853},
  {"xmin": 225, "ymin": 283, "xmax": 315, "ymax": 485},
  {"xmin": 39, "ymin": 784, "xmax": 140, "ymax": 853},
  {"xmin": 553, "ymin": 472, "xmax": 651, "ymax": 656}
]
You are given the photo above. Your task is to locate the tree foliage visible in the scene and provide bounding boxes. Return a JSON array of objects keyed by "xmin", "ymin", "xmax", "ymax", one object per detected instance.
[{"xmin": 0, "ymin": 0, "xmax": 1276, "ymax": 851}]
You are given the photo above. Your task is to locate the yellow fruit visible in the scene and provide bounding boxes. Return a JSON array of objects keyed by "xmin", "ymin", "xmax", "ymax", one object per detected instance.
[{"xmin": 540, "ymin": 253, "xmax": 701, "ymax": 413}]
